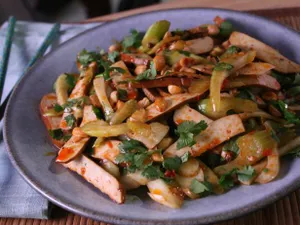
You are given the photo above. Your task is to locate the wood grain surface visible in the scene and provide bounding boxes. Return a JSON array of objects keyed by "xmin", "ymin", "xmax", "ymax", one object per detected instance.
[{"xmin": 1, "ymin": 6, "xmax": 300, "ymax": 225}]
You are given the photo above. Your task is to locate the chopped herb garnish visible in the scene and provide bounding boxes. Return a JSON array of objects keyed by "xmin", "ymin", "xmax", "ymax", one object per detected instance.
[
  {"xmin": 263, "ymin": 168, "xmax": 269, "ymax": 173},
  {"xmin": 92, "ymin": 106, "xmax": 103, "ymax": 119},
  {"xmin": 65, "ymin": 74, "xmax": 76, "ymax": 90},
  {"xmin": 226, "ymin": 46, "xmax": 240, "ymax": 54},
  {"xmin": 122, "ymin": 29, "xmax": 143, "ymax": 51},
  {"xmin": 274, "ymin": 100, "xmax": 300, "ymax": 125},
  {"xmin": 117, "ymin": 89, "xmax": 128, "ymax": 101},
  {"xmin": 270, "ymin": 130, "xmax": 280, "ymax": 142},
  {"xmin": 176, "ymin": 133, "xmax": 195, "ymax": 150},
  {"xmin": 110, "ymin": 67, "xmax": 126, "ymax": 74},
  {"xmin": 116, "ymin": 140, "xmax": 150, "ymax": 173},
  {"xmin": 178, "ymin": 50, "xmax": 191, "ymax": 56},
  {"xmin": 219, "ymin": 166, "xmax": 255, "ymax": 189},
  {"xmin": 236, "ymin": 166, "xmax": 256, "ymax": 182},
  {"xmin": 64, "ymin": 114, "xmax": 76, "ymax": 127},
  {"xmin": 48, "ymin": 129, "xmax": 64, "ymax": 140},
  {"xmin": 218, "ymin": 168, "xmax": 238, "ymax": 190},
  {"xmin": 135, "ymin": 61, "xmax": 157, "ymax": 81},
  {"xmin": 63, "ymin": 97, "xmax": 86, "ymax": 109},
  {"xmin": 181, "ymin": 152, "xmax": 190, "ymax": 163},
  {"xmin": 63, "ymin": 134, "xmax": 72, "ymax": 142},
  {"xmin": 142, "ymin": 165, "xmax": 163, "ymax": 180},
  {"xmin": 175, "ymin": 120, "xmax": 208, "ymax": 149},
  {"xmin": 118, "ymin": 139, "xmax": 147, "ymax": 153},
  {"xmin": 96, "ymin": 64, "xmax": 125, "ymax": 81},
  {"xmin": 77, "ymin": 49, "xmax": 101, "ymax": 67},
  {"xmin": 162, "ymin": 157, "xmax": 182, "ymax": 171},
  {"xmin": 190, "ymin": 179, "xmax": 213, "ymax": 195},
  {"xmin": 98, "ymin": 60, "xmax": 111, "ymax": 80},
  {"xmin": 214, "ymin": 62, "xmax": 234, "ymax": 71},
  {"xmin": 219, "ymin": 21, "xmax": 233, "ymax": 37},
  {"xmin": 222, "ymin": 138, "xmax": 240, "ymax": 156},
  {"xmin": 108, "ymin": 51, "xmax": 120, "ymax": 63},
  {"xmin": 54, "ymin": 103, "xmax": 63, "ymax": 112}
]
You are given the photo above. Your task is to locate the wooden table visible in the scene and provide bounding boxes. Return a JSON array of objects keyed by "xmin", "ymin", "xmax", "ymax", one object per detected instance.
[{"xmin": 1, "ymin": 2, "xmax": 300, "ymax": 225}]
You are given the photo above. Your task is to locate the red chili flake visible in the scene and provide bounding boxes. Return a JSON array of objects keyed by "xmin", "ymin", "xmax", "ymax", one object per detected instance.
[
  {"xmin": 127, "ymin": 89, "xmax": 137, "ymax": 99},
  {"xmin": 221, "ymin": 78, "xmax": 229, "ymax": 90},
  {"xmin": 80, "ymin": 167, "xmax": 86, "ymax": 175},
  {"xmin": 164, "ymin": 170, "xmax": 176, "ymax": 178},
  {"xmin": 107, "ymin": 141, "xmax": 113, "ymax": 149},
  {"xmin": 262, "ymin": 148, "xmax": 273, "ymax": 157}
]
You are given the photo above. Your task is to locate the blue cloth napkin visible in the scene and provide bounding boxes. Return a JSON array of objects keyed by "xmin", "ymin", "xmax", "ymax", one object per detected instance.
[{"xmin": 0, "ymin": 21, "xmax": 102, "ymax": 219}]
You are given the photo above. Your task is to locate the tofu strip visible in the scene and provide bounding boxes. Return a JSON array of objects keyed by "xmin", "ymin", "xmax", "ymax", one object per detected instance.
[
  {"xmin": 64, "ymin": 154, "xmax": 125, "ymax": 204},
  {"xmin": 164, "ymin": 115, "xmax": 245, "ymax": 157}
]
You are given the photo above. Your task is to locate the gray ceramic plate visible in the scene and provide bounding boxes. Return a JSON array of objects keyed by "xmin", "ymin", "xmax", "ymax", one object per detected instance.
[{"xmin": 4, "ymin": 8, "xmax": 300, "ymax": 225}]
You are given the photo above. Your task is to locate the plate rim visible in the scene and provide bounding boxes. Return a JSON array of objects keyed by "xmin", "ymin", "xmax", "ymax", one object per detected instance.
[{"xmin": 4, "ymin": 7, "xmax": 300, "ymax": 225}]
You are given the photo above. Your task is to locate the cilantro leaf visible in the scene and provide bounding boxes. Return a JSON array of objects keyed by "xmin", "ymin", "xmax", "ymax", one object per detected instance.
[
  {"xmin": 226, "ymin": 46, "xmax": 240, "ymax": 54},
  {"xmin": 218, "ymin": 168, "xmax": 238, "ymax": 190},
  {"xmin": 64, "ymin": 114, "xmax": 76, "ymax": 127},
  {"xmin": 135, "ymin": 62, "xmax": 157, "ymax": 81},
  {"xmin": 236, "ymin": 166, "xmax": 256, "ymax": 182},
  {"xmin": 133, "ymin": 153, "xmax": 149, "ymax": 168},
  {"xmin": 175, "ymin": 121, "xmax": 206, "ymax": 134},
  {"xmin": 275, "ymin": 100, "xmax": 300, "ymax": 125},
  {"xmin": 48, "ymin": 129, "xmax": 64, "ymax": 140},
  {"xmin": 222, "ymin": 138, "xmax": 240, "ymax": 156},
  {"xmin": 263, "ymin": 168, "xmax": 269, "ymax": 173},
  {"xmin": 98, "ymin": 60, "xmax": 111, "ymax": 81},
  {"xmin": 219, "ymin": 21, "xmax": 233, "ymax": 37},
  {"xmin": 110, "ymin": 67, "xmax": 126, "ymax": 74},
  {"xmin": 162, "ymin": 157, "xmax": 182, "ymax": 171},
  {"xmin": 178, "ymin": 50, "xmax": 191, "ymax": 56},
  {"xmin": 65, "ymin": 74, "xmax": 76, "ymax": 90},
  {"xmin": 63, "ymin": 134, "xmax": 72, "ymax": 142},
  {"xmin": 220, "ymin": 46, "xmax": 241, "ymax": 59},
  {"xmin": 142, "ymin": 165, "xmax": 163, "ymax": 179},
  {"xmin": 175, "ymin": 120, "xmax": 208, "ymax": 149},
  {"xmin": 116, "ymin": 140, "xmax": 153, "ymax": 173},
  {"xmin": 118, "ymin": 139, "xmax": 147, "ymax": 153},
  {"xmin": 177, "ymin": 132, "xmax": 195, "ymax": 149},
  {"xmin": 190, "ymin": 179, "xmax": 213, "ymax": 195},
  {"xmin": 214, "ymin": 62, "xmax": 234, "ymax": 71},
  {"xmin": 63, "ymin": 97, "xmax": 86, "ymax": 109},
  {"xmin": 181, "ymin": 152, "xmax": 190, "ymax": 163},
  {"xmin": 122, "ymin": 29, "xmax": 143, "ymax": 51},
  {"xmin": 92, "ymin": 106, "xmax": 103, "ymax": 119},
  {"xmin": 117, "ymin": 89, "xmax": 128, "ymax": 101},
  {"xmin": 54, "ymin": 103, "xmax": 63, "ymax": 112},
  {"xmin": 77, "ymin": 49, "xmax": 101, "ymax": 67},
  {"xmin": 270, "ymin": 130, "xmax": 280, "ymax": 142},
  {"xmin": 108, "ymin": 51, "xmax": 120, "ymax": 63}
]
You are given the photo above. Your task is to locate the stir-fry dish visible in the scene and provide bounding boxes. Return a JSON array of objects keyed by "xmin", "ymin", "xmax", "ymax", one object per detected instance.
[{"xmin": 40, "ymin": 16, "xmax": 300, "ymax": 208}]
